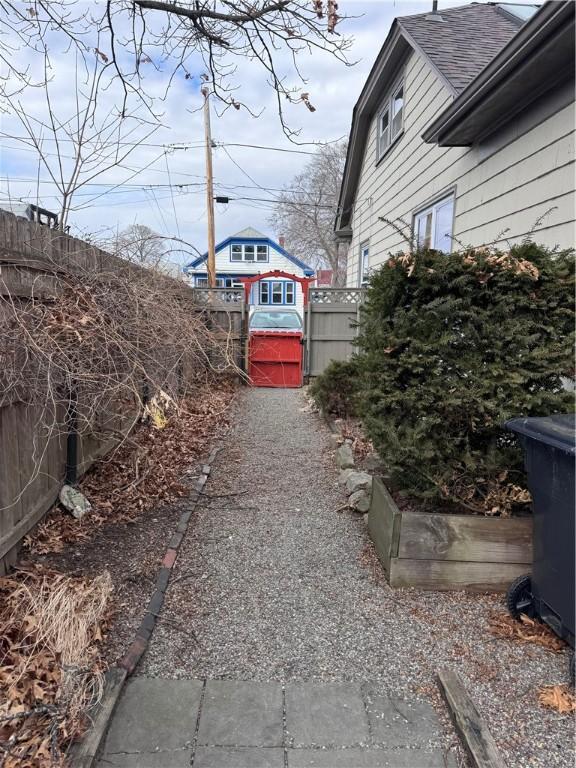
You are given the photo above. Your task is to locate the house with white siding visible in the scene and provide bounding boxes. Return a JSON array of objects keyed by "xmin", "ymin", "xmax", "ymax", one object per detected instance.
[
  {"xmin": 335, "ymin": 1, "xmax": 575, "ymax": 286},
  {"xmin": 183, "ymin": 227, "xmax": 314, "ymax": 316}
]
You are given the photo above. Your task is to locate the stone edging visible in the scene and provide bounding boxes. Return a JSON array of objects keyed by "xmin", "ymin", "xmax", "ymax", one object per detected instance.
[
  {"xmin": 71, "ymin": 447, "xmax": 221, "ymax": 768},
  {"xmin": 323, "ymin": 412, "xmax": 374, "ymax": 515}
]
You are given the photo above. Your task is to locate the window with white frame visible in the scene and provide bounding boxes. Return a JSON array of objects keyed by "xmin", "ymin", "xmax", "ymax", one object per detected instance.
[
  {"xmin": 377, "ymin": 79, "xmax": 404, "ymax": 160},
  {"xmin": 231, "ymin": 243, "xmax": 268, "ymax": 262},
  {"xmin": 196, "ymin": 277, "xmax": 244, "ymax": 288},
  {"xmin": 359, "ymin": 242, "xmax": 370, "ymax": 286},
  {"xmin": 271, "ymin": 281, "xmax": 283, "ymax": 304},
  {"xmin": 414, "ymin": 194, "xmax": 455, "ymax": 252},
  {"xmin": 259, "ymin": 280, "xmax": 296, "ymax": 305}
]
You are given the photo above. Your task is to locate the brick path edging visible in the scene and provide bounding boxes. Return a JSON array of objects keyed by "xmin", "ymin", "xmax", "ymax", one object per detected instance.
[
  {"xmin": 118, "ymin": 447, "xmax": 220, "ymax": 674},
  {"xmin": 72, "ymin": 447, "xmax": 221, "ymax": 767}
]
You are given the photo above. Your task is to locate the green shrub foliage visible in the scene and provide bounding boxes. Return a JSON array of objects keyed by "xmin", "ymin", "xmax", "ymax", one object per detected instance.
[
  {"xmin": 310, "ymin": 359, "xmax": 360, "ymax": 417},
  {"xmin": 354, "ymin": 244, "xmax": 575, "ymax": 514}
]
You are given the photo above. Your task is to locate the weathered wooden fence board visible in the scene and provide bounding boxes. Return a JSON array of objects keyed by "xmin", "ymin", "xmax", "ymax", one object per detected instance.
[{"xmin": 305, "ymin": 288, "xmax": 366, "ymax": 378}]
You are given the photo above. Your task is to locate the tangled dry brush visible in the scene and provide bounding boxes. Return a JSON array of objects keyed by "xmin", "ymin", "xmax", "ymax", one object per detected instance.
[{"xmin": 1, "ymin": 245, "xmax": 240, "ymax": 446}]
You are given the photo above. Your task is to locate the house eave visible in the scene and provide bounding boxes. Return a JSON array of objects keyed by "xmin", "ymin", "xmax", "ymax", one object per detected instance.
[
  {"xmin": 335, "ymin": 23, "xmax": 413, "ymax": 234},
  {"xmin": 423, "ymin": 1, "xmax": 575, "ymax": 147},
  {"xmin": 183, "ymin": 235, "xmax": 314, "ymax": 274}
]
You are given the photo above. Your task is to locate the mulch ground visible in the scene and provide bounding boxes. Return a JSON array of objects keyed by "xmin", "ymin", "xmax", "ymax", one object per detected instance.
[{"xmin": 28, "ymin": 379, "xmax": 236, "ymax": 666}]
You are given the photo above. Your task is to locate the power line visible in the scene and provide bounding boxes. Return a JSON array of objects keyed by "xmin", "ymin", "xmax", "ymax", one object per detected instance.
[
  {"xmin": 1, "ymin": 133, "xmax": 321, "ymax": 155},
  {"xmin": 1, "ymin": 175, "xmax": 337, "ymax": 198},
  {"xmin": 216, "ymin": 142, "xmax": 315, "ymax": 156}
]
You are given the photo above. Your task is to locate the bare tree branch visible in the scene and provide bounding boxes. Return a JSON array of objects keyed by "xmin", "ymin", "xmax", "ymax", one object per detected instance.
[{"xmin": 269, "ymin": 141, "xmax": 348, "ymax": 284}]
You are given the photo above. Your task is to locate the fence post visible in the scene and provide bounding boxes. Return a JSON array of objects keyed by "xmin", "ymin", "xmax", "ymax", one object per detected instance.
[{"xmin": 305, "ymin": 288, "xmax": 312, "ymax": 379}]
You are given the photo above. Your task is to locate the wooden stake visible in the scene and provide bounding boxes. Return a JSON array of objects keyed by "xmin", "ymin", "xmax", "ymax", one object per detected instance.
[{"xmin": 202, "ymin": 87, "xmax": 216, "ymax": 288}]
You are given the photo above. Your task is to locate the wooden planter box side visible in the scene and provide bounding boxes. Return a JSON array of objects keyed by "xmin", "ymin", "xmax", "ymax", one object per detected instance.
[
  {"xmin": 368, "ymin": 478, "xmax": 533, "ymax": 592},
  {"xmin": 367, "ymin": 477, "xmax": 401, "ymax": 576}
]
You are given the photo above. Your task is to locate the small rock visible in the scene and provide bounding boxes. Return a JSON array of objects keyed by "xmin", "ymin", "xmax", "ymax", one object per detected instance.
[
  {"xmin": 363, "ymin": 513, "xmax": 369, "ymax": 525},
  {"xmin": 363, "ymin": 453, "xmax": 384, "ymax": 472},
  {"xmin": 336, "ymin": 442, "xmax": 355, "ymax": 469},
  {"xmin": 338, "ymin": 469, "xmax": 354, "ymax": 486},
  {"xmin": 345, "ymin": 470, "xmax": 373, "ymax": 495},
  {"xmin": 59, "ymin": 485, "xmax": 91, "ymax": 520},
  {"xmin": 349, "ymin": 489, "xmax": 371, "ymax": 513},
  {"xmin": 327, "ymin": 433, "xmax": 342, "ymax": 449}
]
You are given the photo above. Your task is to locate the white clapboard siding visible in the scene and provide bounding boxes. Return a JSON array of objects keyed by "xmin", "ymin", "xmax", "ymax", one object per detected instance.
[{"xmin": 347, "ymin": 50, "xmax": 576, "ymax": 285}]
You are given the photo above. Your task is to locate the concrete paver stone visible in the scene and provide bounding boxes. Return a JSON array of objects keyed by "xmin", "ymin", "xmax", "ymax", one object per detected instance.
[
  {"xmin": 103, "ymin": 678, "xmax": 203, "ymax": 754},
  {"xmin": 197, "ymin": 680, "xmax": 284, "ymax": 747},
  {"xmin": 287, "ymin": 747, "xmax": 456, "ymax": 767},
  {"xmin": 364, "ymin": 690, "xmax": 443, "ymax": 747},
  {"xmin": 194, "ymin": 747, "xmax": 285, "ymax": 767},
  {"xmin": 285, "ymin": 683, "xmax": 369, "ymax": 747},
  {"xmin": 97, "ymin": 749, "xmax": 193, "ymax": 767}
]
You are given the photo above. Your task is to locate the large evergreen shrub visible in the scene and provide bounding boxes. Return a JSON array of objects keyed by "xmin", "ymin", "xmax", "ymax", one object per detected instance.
[{"xmin": 355, "ymin": 243, "xmax": 574, "ymax": 514}]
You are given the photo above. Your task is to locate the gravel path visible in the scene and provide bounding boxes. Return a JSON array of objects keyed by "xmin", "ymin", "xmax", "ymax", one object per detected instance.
[{"xmin": 142, "ymin": 388, "xmax": 574, "ymax": 768}]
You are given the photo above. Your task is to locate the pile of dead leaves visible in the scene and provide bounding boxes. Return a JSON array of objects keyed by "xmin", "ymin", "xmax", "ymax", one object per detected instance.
[
  {"xmin": 488, "ymin": 612, "xmax": 566, "ymax": 652},
  {"xmin": 0, "ymin": 565, "xmax": 112, "ymax": 767},
  {"xmin": 26, "ymin": 380, "xmax": 235, "ymax": 555},
  {"xmin": 538, "ymin": 685, "xmax": 576, "ymax": 714}
]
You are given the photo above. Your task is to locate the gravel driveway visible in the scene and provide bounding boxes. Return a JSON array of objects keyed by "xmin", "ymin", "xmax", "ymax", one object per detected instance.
[{"xmin": 141, "ymin": 388, "xmax": 573, "ymax": 768}]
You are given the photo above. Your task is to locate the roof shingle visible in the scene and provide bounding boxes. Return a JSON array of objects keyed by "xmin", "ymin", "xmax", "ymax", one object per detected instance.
[{"xmin": 397, "ymin": 3, "xmax": 523, "ymax": 93}]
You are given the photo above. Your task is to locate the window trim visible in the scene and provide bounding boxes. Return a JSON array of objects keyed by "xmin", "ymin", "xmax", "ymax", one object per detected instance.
[
  {"xmin": 359, "ymin": 241, "xmax": 370, "ymax": 287},
  {"xmin": 258, "ymin": 280, "xmax": 296, "ymax": 305},
  {"xmin": 230, "ymin": 242, "xmax": 269, "ymax": 263},
  {"xmin": 376, "ymin": 74, "xmax": 405, "ymax": 163},
  {"xmin": 413, "ymin": 191, "xmax": 456, "ymax": 253}
]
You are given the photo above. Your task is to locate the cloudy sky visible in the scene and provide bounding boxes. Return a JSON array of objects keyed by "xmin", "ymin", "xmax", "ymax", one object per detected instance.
[{"xmin": 0, "ymin": 0, "xmax": 534, "ymax": 265}]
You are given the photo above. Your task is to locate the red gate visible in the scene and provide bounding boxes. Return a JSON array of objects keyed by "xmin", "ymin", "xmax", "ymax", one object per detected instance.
[
  {"xmin": 239, "ymin": 271, "xmax": 313, "ymax": 389},
  {"xmin": 249, "ymin": 331, "xmax": 303, "ymax": 388}
]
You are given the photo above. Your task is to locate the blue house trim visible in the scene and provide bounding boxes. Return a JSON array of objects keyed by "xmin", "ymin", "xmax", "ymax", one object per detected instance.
[{"xmin": 183, "ymin": 236, "xmax": 314, "ymax": 275}]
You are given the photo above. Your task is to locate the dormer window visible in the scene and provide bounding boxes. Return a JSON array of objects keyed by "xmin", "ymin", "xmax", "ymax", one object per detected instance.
[
  {"xmin": 377, "ymin": 78, "xmax": 404, "ymax": 160},
  {"xmin": 230, "ymin": 243, "xmax": 268, "ymax": 262}
]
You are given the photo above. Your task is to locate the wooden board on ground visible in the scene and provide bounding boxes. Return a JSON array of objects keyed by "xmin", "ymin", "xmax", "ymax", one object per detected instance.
[
  {"xmin": 438, "ymin": 668, "xmax": 506, "ymax": 768},
  {"xmin": 72, "ymin": 666, "xmax": 127, "ymax": 768}
]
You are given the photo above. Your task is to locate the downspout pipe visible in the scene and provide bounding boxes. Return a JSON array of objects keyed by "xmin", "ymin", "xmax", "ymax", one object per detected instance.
[{"xmin": 65, "ymin": 384, "xmax": 79, "ymax": 485}]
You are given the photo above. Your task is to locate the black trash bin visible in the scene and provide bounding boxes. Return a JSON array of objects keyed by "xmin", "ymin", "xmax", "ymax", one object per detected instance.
[{"xmin": 505, "ymin": 414, "xmax": 575, "ymax": 652}]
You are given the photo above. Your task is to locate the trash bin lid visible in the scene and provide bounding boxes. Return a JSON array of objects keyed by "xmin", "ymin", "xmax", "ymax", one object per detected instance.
[{"xmin": 505, "ymin": 414, "xmax": 576, "ymax": 454}]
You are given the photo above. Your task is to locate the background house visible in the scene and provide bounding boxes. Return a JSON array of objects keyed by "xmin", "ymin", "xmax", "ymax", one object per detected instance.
[
  {"xmin": 315, "ymin": 269, "xmax": 334, "ymax": 287},
  {"xmin": 335, "ymin": 1, "xmax": 575, "ymax": 286},
  {"xmin": 183, "ymin": 227, "xmax": 314, "ymax": 315}
]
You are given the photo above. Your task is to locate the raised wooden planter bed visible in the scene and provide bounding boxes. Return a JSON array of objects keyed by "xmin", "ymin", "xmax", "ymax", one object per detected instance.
[{"xmin": 368, "ymin": 478, "xmax": 532, "ymax": 591}]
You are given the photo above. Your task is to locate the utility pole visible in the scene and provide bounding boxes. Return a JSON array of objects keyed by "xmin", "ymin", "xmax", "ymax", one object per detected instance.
[{"xmin": 202, "ymin": 85, "xmax": 216, "ymax": 288}]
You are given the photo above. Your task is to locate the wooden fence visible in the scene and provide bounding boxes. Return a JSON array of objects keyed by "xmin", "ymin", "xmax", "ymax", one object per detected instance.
[
  {"xmin": 0, "ymin": 212, "xmax": 242, "ymax": 573},
  {"xmin": 304, "ymin": 287, "xmax": 366, "ymax": 377}
]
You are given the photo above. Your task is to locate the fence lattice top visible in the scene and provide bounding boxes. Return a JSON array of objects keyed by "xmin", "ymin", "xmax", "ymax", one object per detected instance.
[
  {"xmin": 190, "ymin": 287, "xmax": 244, "ymax": 304},
  {"xmin": 309, "ymin": 288, "xmax": 366, "ymax": 304}
]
